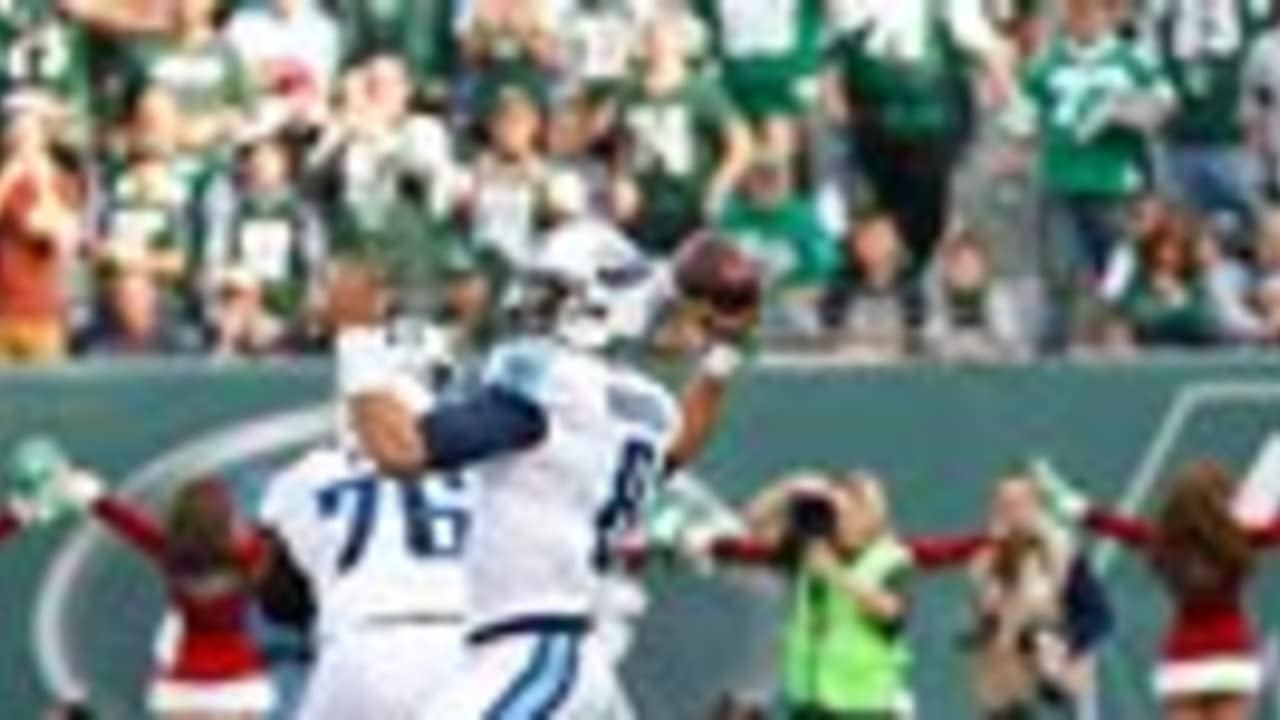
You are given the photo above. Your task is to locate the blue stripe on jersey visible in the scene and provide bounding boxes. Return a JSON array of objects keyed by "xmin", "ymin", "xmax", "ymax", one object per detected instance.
[{"xmin": 484, "ymin": 633, "xmax": 579, "ymax": 720}]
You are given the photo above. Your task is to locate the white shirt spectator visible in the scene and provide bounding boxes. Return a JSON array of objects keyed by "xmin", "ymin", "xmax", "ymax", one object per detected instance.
[{"xmin": 225, "ymin": 0, "xmax": 341, "ymax": 99}]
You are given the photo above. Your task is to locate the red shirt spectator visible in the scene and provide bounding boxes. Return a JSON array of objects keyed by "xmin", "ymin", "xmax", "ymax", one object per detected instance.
[{"xmin": 0, "ymin": 110, "xmax": 82, "ymax": 363}]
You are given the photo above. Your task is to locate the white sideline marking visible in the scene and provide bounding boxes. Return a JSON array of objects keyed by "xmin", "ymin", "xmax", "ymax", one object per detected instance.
[
  {"xmin": 31, "ymin": 405, "xmax": 332, "ymax": 701},
  {"xmin": 1099, "ymin": 381, "xmax": 1280, "ymax": 570},
  {"xmin": 1236, "ymin": 434, "xmax": 1280, "ymax": 524}
]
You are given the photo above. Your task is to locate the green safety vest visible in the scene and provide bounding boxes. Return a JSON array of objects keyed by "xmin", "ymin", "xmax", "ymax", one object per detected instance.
[{"xmin": 782, "ymin": 535, "xmax": 912, "ymax": 713}]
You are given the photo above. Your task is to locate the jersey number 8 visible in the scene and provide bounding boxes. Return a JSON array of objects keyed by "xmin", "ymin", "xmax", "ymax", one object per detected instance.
[{"xmin": 593, "ymin": 439, "xmax": 659, "ymax": 570}]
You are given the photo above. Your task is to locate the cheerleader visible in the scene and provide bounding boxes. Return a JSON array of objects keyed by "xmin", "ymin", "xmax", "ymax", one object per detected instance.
[
  {"xmin": 1036, "ymin": 459, "xmax": 1280, "ymax": 720},
  {"xmin": 44, "ymin": 460, "xmax": 275, "ymax": 720}
]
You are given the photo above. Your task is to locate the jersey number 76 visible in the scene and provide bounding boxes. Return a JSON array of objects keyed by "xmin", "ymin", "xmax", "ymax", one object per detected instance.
[{"xmin": 318, "ymin": 474, "xmax": 469, "ymax": 573}]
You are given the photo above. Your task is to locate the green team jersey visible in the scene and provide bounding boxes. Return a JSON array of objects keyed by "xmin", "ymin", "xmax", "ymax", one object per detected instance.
[
  {"xmin": 335, "ymin": 0, "xmax": 454, "ymax": 99},
  {"xmin": 1154, "ymin": 0, "xmax": 1271, "ymax": 143},
  {"xmin": 828, "ymin": 6, "xmax": 972, "ymax": 138},
  {"xmin": 1118, "ymin": 272, "xmax": 1218, "ymax": 344},
  {"xmin": 695, "ymin": 0, "xmax": 823, "ymax": 115},
  {"xmin": 102, "ymin": 143, "xmax": 227, "ymax": 223},
  {"xmin": 102, "ymin": 170, "xmax": 192, "ymax": 256},
  {"xmin": 222, "ymin": 191, "xmax": 321, "ymax": 317},
  {"xmin": 617, "ymin": 75, "xmax": 740, "ymax": 252},
  {"xmin": 1023, "ymin": 33, "xmax": 1168, "ymax": 196},
  {"xmin": 618, "ymin": 75, "xmax": 738, "ymax": 202},
  {"xmin": 717, "ymin": 194, "xmax": 836, "ymax": 289},
  {"xmin": 128, "ymin": 36, "xmax": 253, "ymax": 119},
  {"xmin": 0, "ymin": 7, "xmax": 91, "ymax": 122}
]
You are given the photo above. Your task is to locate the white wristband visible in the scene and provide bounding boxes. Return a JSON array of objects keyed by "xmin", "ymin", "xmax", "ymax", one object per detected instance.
[
  {"xmin": 336, "ymin": 327, "xmax": 399, "ymax": 397},
  {"xmin": 699, "ymin": 343, "xmax": 744, "ymax": 380}
]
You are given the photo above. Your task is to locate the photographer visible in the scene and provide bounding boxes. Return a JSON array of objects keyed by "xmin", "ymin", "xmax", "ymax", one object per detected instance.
[
  {"xmin": 965, "ymin": 471, "xmax": 1110, "ymax": 720},
  {"xmin": 744, "ymin": 471, "xmax": 915, "ymax": 719}
]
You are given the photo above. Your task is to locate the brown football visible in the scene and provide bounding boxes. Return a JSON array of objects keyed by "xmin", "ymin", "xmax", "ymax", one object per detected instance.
[{"xmin": 672, "ymin": 233, "xmax": 763, "ymax": 313}]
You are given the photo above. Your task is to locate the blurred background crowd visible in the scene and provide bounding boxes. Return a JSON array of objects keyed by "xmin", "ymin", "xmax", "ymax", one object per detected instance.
[{"xmin": 7, "ymin": 0, "xmax": 1280, "ymax": 363}]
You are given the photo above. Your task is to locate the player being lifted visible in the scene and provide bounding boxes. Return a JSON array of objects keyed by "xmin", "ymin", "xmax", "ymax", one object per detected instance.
[
  {"xmin": 259, "ymin": 310, "xmax": 472, "ymax": 720},
  {"xmin": 329, "ymin": 231, "xmax": 759, "ymax": 718}
]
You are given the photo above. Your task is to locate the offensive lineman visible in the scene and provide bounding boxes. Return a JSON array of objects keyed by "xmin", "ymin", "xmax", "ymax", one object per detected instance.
[
  {"xmin": 330, "ymin": 230, "xmax": 756, "ymax": 718},
  {"xmin": 259, "ymin": 312, "xmax": 471, "ymax": 720}
]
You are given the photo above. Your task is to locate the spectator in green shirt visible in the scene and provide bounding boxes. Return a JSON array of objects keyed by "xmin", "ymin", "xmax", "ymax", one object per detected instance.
[
  {"xmin": 1150, "ymin": 0, "xmax": 1265, "ymax": 246},
  {"xmin": 334, "ymin": 0, "xmax": 455, "ymax": 104},
  {"xmin": 693, "ymin": 0, "xmax": 824, "ymax": 160},
  {"xmin": 1114, "ymin": 208, "xmax": 1219, "ymax": 348},
  {"xmin": 93, "ymin": 142, "xmax": 197, "ymax": 327},
  {"xmin": 1015, "ymin": 0, "xmax": 1174, "ymax": 346},
  {"xmin": 717, "ymin": 152, "xmax": 835, "ymax": 333},
  {"xmin": 454, "ymin": 0, "xmax": 560, "ymax": 118},
  {"xmin": 126, "ymin": 0, "xmax": 254, "ymax": 155},
  {"xmin": 825, "ymin": 0, "xmax": 1012, "ymax": 278},
  {"xmin": 203, "ymin": 128, "xmax": 326, "ymax": 355},
  {"xmin": 0, "ymin": 4, "xmax": 93, "ymax": 143},
  {"xmin": 610, "ymin": 11, "xmax": 753, "ymax": 256}
]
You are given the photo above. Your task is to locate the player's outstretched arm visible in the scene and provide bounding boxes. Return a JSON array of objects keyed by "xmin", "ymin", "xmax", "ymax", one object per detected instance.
[
  {"xmin": 349, "ymin": 393, "xmax": 431, "ymax": 478},
  {"xmin": 666, "ymin": 302, "xmax": 756, "ymax": 471},
  {"xmin": 667, "ymin": 365, "xmax": 730, "ymax": 471},
  {"xmin": 353, "ymin": 385, "xmax": 550, "ymax": 480}
]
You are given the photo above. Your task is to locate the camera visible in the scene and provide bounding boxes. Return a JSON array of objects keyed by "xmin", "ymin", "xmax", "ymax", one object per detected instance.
[
  {"xmin": 777, "ymin": 492, "xmax": 838, "ymax": 567},
  {"xmin": 787, "ymin": 493, "xmax": 837, "ymax": 542}
]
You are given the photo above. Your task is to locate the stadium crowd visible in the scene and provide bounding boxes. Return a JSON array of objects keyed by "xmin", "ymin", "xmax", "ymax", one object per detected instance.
[{"xmin": 5, "ymin": 0, "xmax": 1280, "ymax": 364}]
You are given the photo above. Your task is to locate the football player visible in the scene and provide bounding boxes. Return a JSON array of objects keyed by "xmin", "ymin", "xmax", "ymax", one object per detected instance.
[
  {"xmin": 331, "ymin": 230, "xmax": 756, "ymax": 718},
  {"xmin": 258, "ymin": 317, "xmax": 470, "ymax": 720}
]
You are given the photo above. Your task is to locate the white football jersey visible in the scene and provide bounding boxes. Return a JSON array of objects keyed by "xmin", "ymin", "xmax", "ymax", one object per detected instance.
[
  {"xmin": 467, "ymin": 337, "xmax": 680, "ymax": 632},
  {"xmin": 260, "ymin": 446, "xmax": 470, "ymax": 641}
]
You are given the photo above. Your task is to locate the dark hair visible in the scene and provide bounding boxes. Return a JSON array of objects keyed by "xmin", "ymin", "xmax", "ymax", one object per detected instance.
[
  {"xmin": 1138, "ymin": 207, "xmax": 1201, "ymax": 281},
  {"xmin": 1149, "ymin": 461, "xmax": 1254, "ymax": 596},
  {"xmin": 164, "ymin": 477, "xmax": 242, "ymax": 584}
]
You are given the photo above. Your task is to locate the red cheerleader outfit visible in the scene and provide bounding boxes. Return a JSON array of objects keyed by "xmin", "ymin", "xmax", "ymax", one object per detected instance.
[
  {"xmin": 91, "ymin": 496, "xmax": 276, "ymax": 715},
  {"xmin": 1083, "ymin": 507, "xmax": 1280, "ymax": 699},
  {"xmin": 0, "ymin": 507, "xmax": 22, "ymax": 545}
]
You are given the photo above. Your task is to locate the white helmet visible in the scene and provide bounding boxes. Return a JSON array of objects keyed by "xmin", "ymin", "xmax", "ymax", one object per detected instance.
[{"xmin": 518, "ymin": 218, "xmax": 657, "ymax": 350}]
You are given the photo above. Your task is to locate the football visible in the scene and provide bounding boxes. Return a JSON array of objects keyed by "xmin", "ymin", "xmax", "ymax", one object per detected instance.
[{"xmin": 672, "ymin": 233, "xmax": 763, "ymax": 313}]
